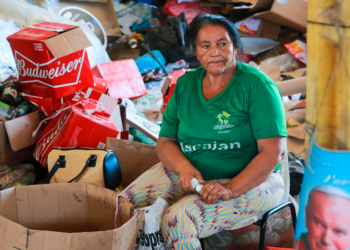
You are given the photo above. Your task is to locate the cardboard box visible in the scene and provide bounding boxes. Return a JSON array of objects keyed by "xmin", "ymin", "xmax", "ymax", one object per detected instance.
[
  {"xmin": 84, "ymin": 88, "xmax": 129, "ymax": 139},
  {"xmin": 7, "ymin": 22, "xmax": 94, "ymax": 99},
  {"xmin": 0, "ymin": 183, "xmax": 143, "ymax": 250},
  {"xmin": 0, "ymin": 110, "xmax": 40, "ymax": 165},
  {"xmin": 0, "ymin": 123, "xmax": 35, "ymax": 165},
  {"xmin": 236, "ymin": 18, "xmax": 280, "ymax": 40},
  {"xmin": 5, "ymin": 111, "xmax": 40, "ymax": 152},
  {"xmin": 106, "ymin": 138, "xmax": 159, "ymax": 187},
  {"xmin": 246, "ymin": 0, "xmax": 308, "ymax": 33},
  {"xmin": 287, "ymin": 136, "xmax": 305, "ymax": 159}
]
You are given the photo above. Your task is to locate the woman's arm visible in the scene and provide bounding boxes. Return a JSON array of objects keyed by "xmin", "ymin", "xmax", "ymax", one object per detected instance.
[
  {"xmin": 157, "ymin": 137, "xmax": 204, "ymax": 192},
  {"xmin": 200, "ymin": 136, "xmax": 286, "ymax": 204},
  {"xmin": 227, "ymin": 136, "xmax": 286, "ymax": 197}
]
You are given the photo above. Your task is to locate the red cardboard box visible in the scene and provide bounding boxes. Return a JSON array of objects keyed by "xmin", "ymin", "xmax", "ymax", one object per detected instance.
[
  {"xmin": 7, "ymin": 22, "xmax": 94, "ymax": 99},
  {"xmin": 92, "ymin": 59, "xmax": 147, "ymax": 100},
  {"xmin": 34, "ymin": 101, "xmax": 118, "ymax": 166},
  {"xmin": 22, "ymin": 77, "xmax": 107, "ymax": 117}
]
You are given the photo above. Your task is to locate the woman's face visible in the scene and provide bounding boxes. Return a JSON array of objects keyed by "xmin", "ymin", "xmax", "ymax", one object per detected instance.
[{"xmin": 195, "ymin": 25, "xmax": 236, "ymax": 76}]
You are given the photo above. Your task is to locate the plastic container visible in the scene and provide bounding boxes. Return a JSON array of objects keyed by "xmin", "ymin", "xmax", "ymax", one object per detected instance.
[{"xmin": 135, "ymin": 50, "xmax": 166, "ymax": 74}]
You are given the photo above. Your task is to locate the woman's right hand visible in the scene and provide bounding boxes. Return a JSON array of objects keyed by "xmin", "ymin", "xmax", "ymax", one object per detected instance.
[{"xmin": 178, "ymin": 166, "xmax": 204, "ymax": 193}]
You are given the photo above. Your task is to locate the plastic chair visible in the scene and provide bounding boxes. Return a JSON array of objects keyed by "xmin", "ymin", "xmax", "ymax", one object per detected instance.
[{"xmin": 200, "ymin": 151, "xmax": 297, "ymax": 250}]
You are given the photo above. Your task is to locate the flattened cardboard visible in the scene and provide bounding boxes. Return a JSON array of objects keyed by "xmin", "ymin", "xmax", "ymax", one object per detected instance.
[
  {"xmin": 5, "ymin": 111, "xmax": 40, "ymax": 152},
  {"xmin": 276, "ymin": 76, "xmax": 306, "ymax": 96},
  {"xmin": 106, "ymin": 138, "xmax": 159, "ymax": 187},
  {"xmin": 258, "ymin": 61, "xmax": 280, "ymax": 82},
  {"xmin": 0, "ymin": 183, "xmax": 143, "ymax": 250},
  {"xmin": 44, "ymin": 27, "xmax": 92, "ymax": 58}
]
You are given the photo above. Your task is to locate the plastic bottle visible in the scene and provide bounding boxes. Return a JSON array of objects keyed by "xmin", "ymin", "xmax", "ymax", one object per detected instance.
[{"xmin": 191, "ymin": 178, "xmax": 203, "ymax": 193}]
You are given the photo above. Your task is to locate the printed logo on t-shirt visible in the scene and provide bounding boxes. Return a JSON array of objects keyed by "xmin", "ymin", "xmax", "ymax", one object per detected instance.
[
  {"xmin": 214, "ymin": 111, "xmax": 235, "ymax": 133},
  {"xmin": 180, "ymin": 141, "xmax": 241, "ymax": 153}
]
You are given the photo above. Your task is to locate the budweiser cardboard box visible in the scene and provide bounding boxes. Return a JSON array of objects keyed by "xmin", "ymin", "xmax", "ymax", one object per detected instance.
[
  {"xmin": 0, "ymin": 183, "xmax": 143, "ymax": 250},
  {"xmin": 84, "ymin": 87, "xmax": 129, "ymax": 139},
  {"xmin": 107, "ymin": 138, "xmax": 159, "ymax": 188},
  {"xmin": 92, "ymin": 59, "xmax": 147, "ymax": 100},
  {"xmin": 34, "ymin": 101, "xmax": 119, "ymax": 166},
  {"xmin": 7, "ymin": 22, "xmax": 94, "ymax": 99},
  {"xmin": 22, "ymin": 76, "xmax": 108, "ymax": 117}
]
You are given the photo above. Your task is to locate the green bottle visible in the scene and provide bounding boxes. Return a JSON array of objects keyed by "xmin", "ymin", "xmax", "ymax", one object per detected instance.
[{"xmin": 14, "ymin": 101, "xmax": 32, "ymax": 118}]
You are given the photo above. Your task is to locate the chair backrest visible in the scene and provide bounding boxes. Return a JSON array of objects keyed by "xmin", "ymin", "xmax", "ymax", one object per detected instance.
[{"xmin": 227, "ymin": 146, "xmax": 290, "ymax": 230}]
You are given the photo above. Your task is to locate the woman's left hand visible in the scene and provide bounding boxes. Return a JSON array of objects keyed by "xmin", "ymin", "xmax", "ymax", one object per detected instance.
[{"xmin": 200, "ymin": 181, "xmax": 233, "ymax": 204}]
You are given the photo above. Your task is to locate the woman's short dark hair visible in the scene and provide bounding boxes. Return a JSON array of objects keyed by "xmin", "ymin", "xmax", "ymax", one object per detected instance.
[{"xmin": 186, "ymin": 13, "xmax": 244, "ymax": 60}]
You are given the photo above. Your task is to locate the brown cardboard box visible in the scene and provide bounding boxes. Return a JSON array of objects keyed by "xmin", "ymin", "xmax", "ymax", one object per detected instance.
[
  {"xmin": 246, "ymin": 0, "xmax": 308, "ymax": 33},
  {"xmin": 0, "ymin": 183, "xmax": 143, "ymax": 250},
  {"xmin": 0, "ymin": 111, "xmax": 40, "ymax": 164},
  {"xmin": 0, "ymin": 123, "xmax": 35, "ymax": 165},
  {"xmin": 287, "ymin": 137, "xmax": 306, "ymax": 159},
  {"xmin": 106, "ymin": 138, "xmax": 159, "ymax": 187},
  {"xmin": 238, "ymin": 19, "xmax": 280, "ymax": 40}
]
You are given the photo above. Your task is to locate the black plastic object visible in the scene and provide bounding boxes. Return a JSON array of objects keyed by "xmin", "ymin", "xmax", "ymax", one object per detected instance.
[{"xmin": 103, "ymin": 151, "xmax": 122, "ymax": 190}]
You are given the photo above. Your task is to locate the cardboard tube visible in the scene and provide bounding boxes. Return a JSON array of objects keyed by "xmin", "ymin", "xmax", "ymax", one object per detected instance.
[{"xmin": 276, "ymin": 76, "xmax": 306, "ymax": 96}]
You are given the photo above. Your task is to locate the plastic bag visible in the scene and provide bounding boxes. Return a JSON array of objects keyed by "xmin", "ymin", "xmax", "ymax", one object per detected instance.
[
  {"xmin": 284, "ymin": 40, "xmax": 307, "ymax": 64},
  {"xmin": 0, "ymin": 20, "xmax": 19, "ymax": 81},
  {"xmin": 135, "ymin": 197, "xmax": 169, "ymax": 250}
]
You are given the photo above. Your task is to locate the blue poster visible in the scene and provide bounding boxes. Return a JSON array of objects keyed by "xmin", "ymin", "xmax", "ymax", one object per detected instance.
[{"xmin": 294, "ymin": 135, "xmax": 350, "ymax": 250}]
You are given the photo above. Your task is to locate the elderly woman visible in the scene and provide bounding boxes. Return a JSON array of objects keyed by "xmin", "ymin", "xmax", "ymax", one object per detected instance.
[{"xmin": 121, "ymin": 13, "xmax": 287, "ymax": 249}]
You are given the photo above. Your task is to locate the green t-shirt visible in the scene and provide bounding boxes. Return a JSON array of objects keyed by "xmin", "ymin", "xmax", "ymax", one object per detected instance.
[{"xmin": 159, "ymin": 62, "xmax": 287, "ymax": 180}]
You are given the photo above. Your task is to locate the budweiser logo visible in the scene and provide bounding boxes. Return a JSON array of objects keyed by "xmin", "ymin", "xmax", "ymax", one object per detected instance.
[
  {"xmin": 34, "ymin": 110, "xmax": 72, "ymax": 164},
  {"xmin": 15, "ymin": 50, "xmax": 86, "ymax": 88},
  {"xmin": 17, "ymin": 31, "xmax": 46, "ymax": 37}
]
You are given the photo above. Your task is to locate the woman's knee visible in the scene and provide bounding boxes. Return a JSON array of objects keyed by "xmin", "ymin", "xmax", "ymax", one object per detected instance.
[{"xmin": 161, "ymin": 200, "xmax": 199, "ymax": 238}]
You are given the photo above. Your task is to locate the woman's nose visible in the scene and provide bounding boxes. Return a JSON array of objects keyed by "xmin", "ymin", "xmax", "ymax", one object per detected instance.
[{"xmin": 210, "ymin": 46, "xmax": 219, "ymax": 56}]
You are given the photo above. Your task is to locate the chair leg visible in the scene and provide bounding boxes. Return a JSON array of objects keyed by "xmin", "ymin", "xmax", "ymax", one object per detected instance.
[
  {"xmin": 200, "ymin": 238, "xmax": 205, "ymax": 250},
  {"xmin": 258, "ymin": 201, "xmax": 297, "ymax": 250}
]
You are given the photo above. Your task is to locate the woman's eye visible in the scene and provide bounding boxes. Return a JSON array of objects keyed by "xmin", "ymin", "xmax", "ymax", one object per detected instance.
[
  {"xmin": 220, "ymin": 42, "xmax": 227, "ymax": 47},
  {"xmin": 203, "ymin": 45, "xmax": 209, "ymax": 49}
]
